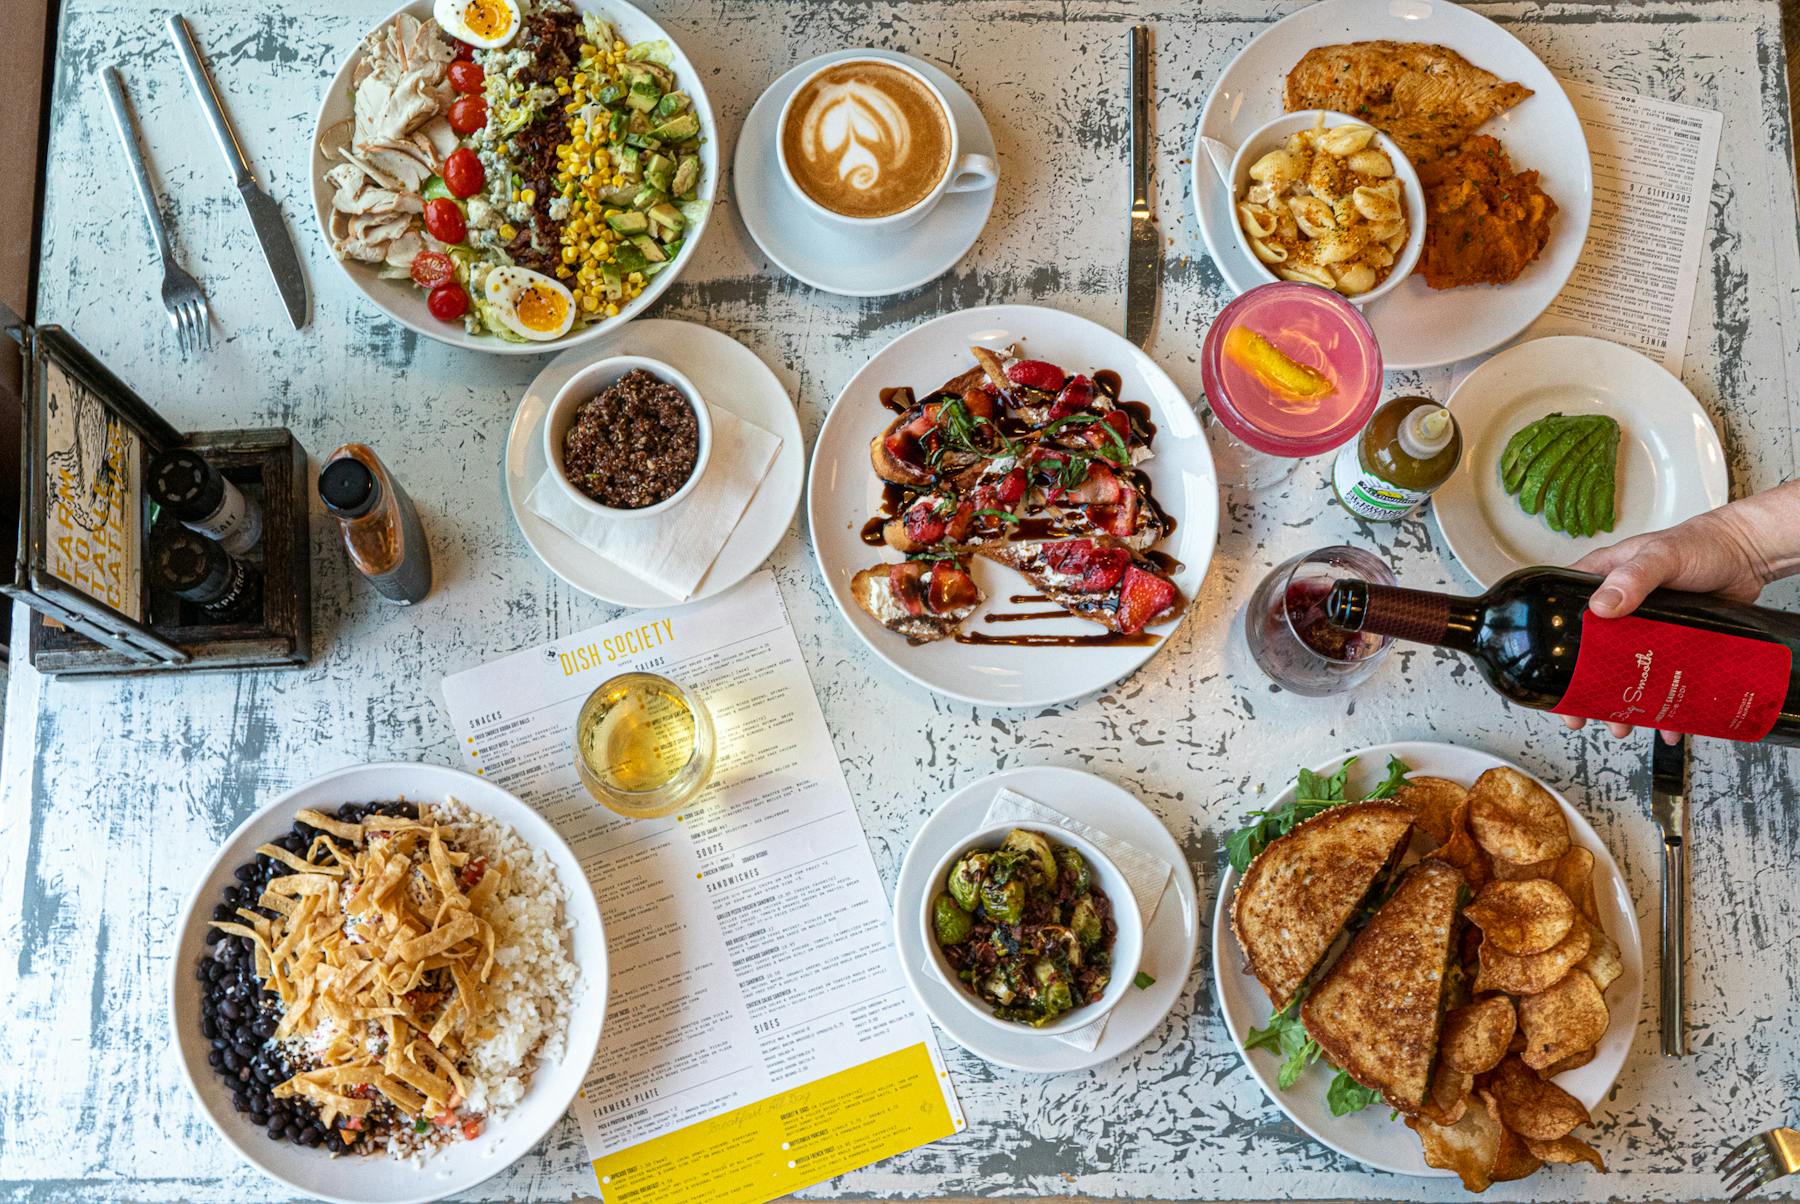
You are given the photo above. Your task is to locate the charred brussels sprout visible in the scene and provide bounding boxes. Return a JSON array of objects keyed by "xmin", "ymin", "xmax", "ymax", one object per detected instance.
[
  {"xmin": 980, "ymin": 876, "xmax": 1027, "ymax": 924},
  {"xmin": 1002, "ymin": 828, "xmax": 1059, "ymax": 887},
  {"xmin": 1069, "ymin": 896, "xmax": 1103, "ymax": 949},
  {"xmin": 1054, "ymin": 845, "xmax": 1091, "ymax": 894},
  {"xmin": 932, "ymin": 892, "xmax": 974, "ymax": 945},
  {"xmin": 945, "ymin": 852, "xmax": 989, "ymax": 912}
]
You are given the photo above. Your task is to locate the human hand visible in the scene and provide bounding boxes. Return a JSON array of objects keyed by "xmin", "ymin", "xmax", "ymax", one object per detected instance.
[{"xmin": 1560, "ymin": 506, "xmax": 1770, "ymax": 741}]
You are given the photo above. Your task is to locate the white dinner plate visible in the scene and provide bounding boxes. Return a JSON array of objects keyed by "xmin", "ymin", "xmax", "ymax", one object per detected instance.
[
  {"xmin": 504, "ymin": 319, "xmax": 805, "ymax": 607},
  {"xmin": 733, "ymin": 50, "xmax": 997, "ymax": 297},
  {"xmin": 1434, "ymin": 335, "xmax": 1728, "ymax": 588},
  {"xmin": 807, "ymin": 304, "xmax": 1220, "ymax": 708},
  {"xmin": 1192, "ymin": 0, "xmax": 1593, "ymax": 370},
  {"xmin": 1211, "ymin": 741, "xmax": 1643, "ymax": 1177},
  {"xmin": 169, "ymin": 763, "xmax": 608, "ymax": 1204},
  {"xmin": 893, "ymin": 766, "xmax": 1200, "ymax": 1073},
  {"xmin": 310, "ymin": 0, "xmax": 718, "ymax": 355}
]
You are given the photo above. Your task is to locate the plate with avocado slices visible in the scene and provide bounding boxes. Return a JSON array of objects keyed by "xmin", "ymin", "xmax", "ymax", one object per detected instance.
[{"xmin": 1434, "ymin": 336, "xmax": 1728, "ymax": 588}]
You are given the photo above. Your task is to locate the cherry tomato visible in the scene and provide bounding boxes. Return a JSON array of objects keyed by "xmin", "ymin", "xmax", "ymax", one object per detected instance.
[
  {"xmin": 442, "ymin": 147, "xmax": 485, "ymax": 199},
  {"xmin": 448, "ymin": 60, "xmax": 485, "ymax": 94},
  {"xmin": 448, "ymin": 94, "xmax": 487, "ymax": 135},
  {"xmin": 423, "ymin": 198, "xmax": 467, "ymax": 244},
  {"xmin": 428, "ymin": 281, "xmax": 469, "ymax": 322},
  {"xmin": 409, "ymin": 250, "xmax": 457, "ymax": 289},
  {"xmin": 452, "ymin": 41, "xmax": 473, "ymax": 62}
]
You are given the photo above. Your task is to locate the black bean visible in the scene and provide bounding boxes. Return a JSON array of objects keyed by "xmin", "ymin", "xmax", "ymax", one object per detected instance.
[
  {"xmin": 223, "ymin": 1051, "xmax": 243, "ymax": 1072},
  {"xmin": 232, "ymin": 1093, "xmax": 249, "ymax": 1112},
  {"xmin": 236, "ymin": 1065, "xmax": 252, "ymax": 1083},
  {"xmin": 207, "ymin": 1050, "xmax": 223, "ymax": 1069},
  {"xmin": 233, "ymin": 864, "xmax": 257, "ymax": 883},
  {"xmin": 278, "ymin": 834, "xmax": 303, "ymax": 853},
  {"xmin": 325, "ymin": 1132, "xmax": 344, "ymax": 1153},
  {"xmin": 249, "ymin": 1110, "xmax": 268, "ymax": 1126},
  {"xmin": 253, "ymin": 1018, "xmax": 276, "ymax": 1040},
  {"xmin": 232, "ymin": 1041, "xmax": 256, "ymax": 1061},
  {"xmin": 210, "ymin": 1036, "xmax": 228, "ymax": 1051},
  {"xmin": 301, "ymin": 1128, "xmax": 323, "ymax": 1147},
  {"xmin": 200, "ymin": 1017, "xmax": 218, "ymax": 1040},
  {"xmin": 203, "ymin": 927, "xmax": 225, "ymax": 945},
  {"xmin": 211, "ymin": 903, "xmax": 232, "ymax": 921},
  {"xmin": 218, "ymin": 1000, "xmax": 239, "ymax": 1022}
]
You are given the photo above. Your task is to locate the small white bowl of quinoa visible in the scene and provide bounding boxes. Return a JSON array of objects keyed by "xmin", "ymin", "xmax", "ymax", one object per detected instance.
[{"xmin": 544, "ymin": 354, "xmax": 712, "ymax": 519}]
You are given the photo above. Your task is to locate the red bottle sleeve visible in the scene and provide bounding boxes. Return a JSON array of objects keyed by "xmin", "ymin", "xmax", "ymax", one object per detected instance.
[{"xmin": 1550, "ymin": 613, "xmax": 1791, "ymax": 740}]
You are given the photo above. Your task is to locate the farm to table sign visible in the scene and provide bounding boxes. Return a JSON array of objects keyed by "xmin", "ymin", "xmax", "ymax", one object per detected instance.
[{"xmin": 5, "ymin": 0, "xmax": 1800, "ymax": 1202}]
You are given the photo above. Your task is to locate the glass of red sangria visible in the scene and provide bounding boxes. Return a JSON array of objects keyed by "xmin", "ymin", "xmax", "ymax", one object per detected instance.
[
  {"xmin": 1244, "ymin": 545, "xmax": 1395, "ymax": 696},
  {"xmin": 1201, "ymin": 282, "xmax": 1382, "ymax": 491}
]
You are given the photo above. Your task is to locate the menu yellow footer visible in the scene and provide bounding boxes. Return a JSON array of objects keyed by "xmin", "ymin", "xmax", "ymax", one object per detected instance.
[{"xmin": 593, "ymin": 1042, "xmax": 957, "ymax": 1204}]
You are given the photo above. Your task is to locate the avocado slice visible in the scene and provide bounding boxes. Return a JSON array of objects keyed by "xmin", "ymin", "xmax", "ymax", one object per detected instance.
[
  {"xmin": 632, "ymin": 183, "xmax": 669, "ymax": 210},
  {"xmin": 1503, "ymin": 415, "xmax": 1581, "ymax": 494},
  {"xmin": 626, "ymin": 77, "xmax": 663, "ymax": 113},
  {"xmin": 630, "ymin": 233, "xmax": 667, "ymax": 263},
  {"xmin": 651, "ymin": 112, "xmax": 700, "ymax": 142},
  {"xmin": 646, "ymin": 202, "xmax": 685, "ymax": 238},
  {"xmin": 606, "ymin": 210, "xmax": 649, "ymax": 235},
  {"xmin": 1590, "ymin": 426, "xmax": 1621, "ymax": 533},
  {"xmin": 1499, "ymin": 418, "xmax": 1548, "ymax": 487},
  {"xmin": 671, "ymin": 153, "xmax": 700, "ymax": 197},
  {"xmin": 1546, "ymin": 449, "xmax": 1599, "ymax": 534},
  {"xmin": 1520, "ymin": 425, "xmax": 1604, "ymax": 516},
  {"xmin": 1571, "ymin": 459, "xmax": 1606, "ymax": 538},
  {"xmin": 653, "ymin": 91, "xmax": 691, "ymax": 121},
  {"xmin": 643, "ymin": 153, "xmax": 675, "ymax": 193}
]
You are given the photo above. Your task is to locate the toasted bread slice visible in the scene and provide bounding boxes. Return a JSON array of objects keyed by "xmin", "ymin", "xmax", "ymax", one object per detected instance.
[
  {"xmin": 1232, "ymin": 801, "xmax": 1415, "ymax": 1012},
  {"xmin": 850, "ymin": 559, "xmax": 982, "ymax": 644},
  {"xmin": 1301, "ymin": 858, "xmax": 1466, "ymax": 1115}
]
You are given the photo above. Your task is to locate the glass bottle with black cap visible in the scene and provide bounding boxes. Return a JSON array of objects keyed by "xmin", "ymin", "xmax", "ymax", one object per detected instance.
[
  {"xmin": 148, "ymin": 447, "xmax": 263, "ymax": 557},
  {"xmin": 318, "ymin": 445, "xmax": 433, "ymax": 605},
  {"xmin": 149, "ymin": 525, "xmax": 263, "ymax": 624}
]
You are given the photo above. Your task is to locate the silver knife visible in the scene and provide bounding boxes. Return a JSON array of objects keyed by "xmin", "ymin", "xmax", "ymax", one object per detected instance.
[
  {"xmin": 1650, "ymin": 732, "xmax": 1690, "ymax": 1056},
  {"xmin": 1125, "ymin": 25, "xmax": 1159, "ymax": 348},
  {"xmin": 166, "ymin": 14, "xmax": 309, "ymax": 329}
]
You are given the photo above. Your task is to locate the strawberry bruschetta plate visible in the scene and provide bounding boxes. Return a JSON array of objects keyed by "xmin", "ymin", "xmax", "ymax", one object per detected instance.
[{"xmin": 808, "ymin": 305, "xmax": 1220, "ymax": 706}]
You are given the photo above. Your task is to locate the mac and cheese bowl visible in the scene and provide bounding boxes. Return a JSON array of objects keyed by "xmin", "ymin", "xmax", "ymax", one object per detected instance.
[{"xmin": 1228, "ymin": 111, "xmax": 1426, "ymax": 305}]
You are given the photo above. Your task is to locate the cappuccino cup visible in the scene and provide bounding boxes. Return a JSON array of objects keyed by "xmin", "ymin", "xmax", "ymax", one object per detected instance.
[{"xmin": 777, "ymin": 56, "xmax": 998, "ymax": 233}]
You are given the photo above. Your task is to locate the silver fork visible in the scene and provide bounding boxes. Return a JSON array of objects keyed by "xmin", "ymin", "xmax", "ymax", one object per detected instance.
[
  {"xmin": 1721, "ymin": 1127, "xmax": 1800, "ymax": 1199},
  {"xmin": 102, "ymin": 65, "xmax": 212, "ymax": 355}
]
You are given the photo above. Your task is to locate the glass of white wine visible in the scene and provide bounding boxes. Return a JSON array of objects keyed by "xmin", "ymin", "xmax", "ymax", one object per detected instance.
[{"xmin": 573, "ymin": 672, "xmax": 716, "ymax": 818}]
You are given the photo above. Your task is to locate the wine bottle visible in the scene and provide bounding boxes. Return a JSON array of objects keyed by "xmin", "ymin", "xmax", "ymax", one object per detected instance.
[{"xmin": 1326, "ymin": 567, "xmax": 1800, "ymax": 745}]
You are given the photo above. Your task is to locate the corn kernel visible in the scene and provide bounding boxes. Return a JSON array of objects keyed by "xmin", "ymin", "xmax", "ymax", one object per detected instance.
[
  {"xmin": 561, "ymin": 245, "xmax": 578, "ymax": 263},
  {"xmin": 499, "ymin": 224, "xmax": 518, "ymax": 240},
  {"xmin": 521, "ymin": 189, "xmax": 536, "ymax": 205},
  {"xmin": 605, "ymin": 303, "xmax": 619, "ymax": 317},
  {"xmin": 627, "ymin": 272, "xmax": 644, "ymax": 284},
  {"xmin": 582, "ymin": 295, "xmax": 600, "ymax": 313},
  {"xmin": 556, "ymin": 265, "xmax": 572, "ymax": 278}
]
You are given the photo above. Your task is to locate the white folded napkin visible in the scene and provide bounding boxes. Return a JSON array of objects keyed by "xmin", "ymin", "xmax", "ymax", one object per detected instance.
[
  {"xmin": 525, "ymin": 406, "xmax": 781, "ymax": 600},
  {"xmin": 947, "ymin": 786, "xmax": 1174, "ymax": 1052}
]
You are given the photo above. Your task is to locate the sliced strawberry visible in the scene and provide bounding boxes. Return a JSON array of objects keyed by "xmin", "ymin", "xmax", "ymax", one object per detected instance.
[
  {"xmin": 1062, "ymin": 460, "xmax": 1125, "ymax": 505},
  {"xmin": 1041, "ymin": 540, "xmax": 1130, "ymax": 592},
  {"xmin": 1006, "ymin": 359, "xmax": 1066, "ymax": 392},
  {"xmin": 1099, "ymin": 409, "xmax": 1132, "ymax": 445},
  {"xmin": 1048, "ymin": 374, "xmax": 1095, "ymax": 420},
  {"xmin": 887, "ymin": 563, "xmax": 927, "ymax": 616},
  {"xmin": 945, "ymin": 498, "xmax": 978, "ymax": 543},
  {"xmin": 995, "ymin": 465, "xmax": 1027, "ymax": 505},
  {"xmin": 903, "ymin": 498, "xmax": 948, "ymax": 546},
  {"xmin": 1117, "ymin": 565, "xmax": 1179, "ymax": 634},
  {"xmin": 928, "ymin": 563, "xmax": 980, "ymax": 613}
]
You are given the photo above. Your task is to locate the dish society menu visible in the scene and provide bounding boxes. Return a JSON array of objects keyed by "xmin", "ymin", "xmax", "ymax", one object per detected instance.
[{"xmin": 440, "ymin": 571, "xmax": 963, "ymax": 1204}]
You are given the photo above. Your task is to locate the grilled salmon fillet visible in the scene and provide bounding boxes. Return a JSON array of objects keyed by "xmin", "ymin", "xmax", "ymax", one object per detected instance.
[
  {"xmin": 1301, "ymin": 858, "xmax": 1466, "ymax": 1115},
  {"xmin": 1284, "ymin": 41, "xmax": 1533, "ymax": 166},
  {"xmin": 1231, "ymin": 801, "xmax": 1415, "ymax": 1012}
]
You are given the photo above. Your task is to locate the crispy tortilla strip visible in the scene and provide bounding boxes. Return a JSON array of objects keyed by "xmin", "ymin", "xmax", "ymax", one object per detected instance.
[
  {"xmin": 257, "ymin": 842, "xmax": 346, "ymax": 875},
  {"xmin": 264, "ymin": 873, "xmax": 342, "ymax": 897},
  {"xmin": 295, "ymin": 808, "xmax": 364, "ymax": 841},
  {"xmin": 410, "ymin": 1039, "xmax": 468, "ymax": 1100},
  {"xmin": 467, "ymin": 860, "xmax": 506, "ymax": 914},
  {"xmin": 398, "ymin": 912, "xmax": 479, "ymax": 963}
]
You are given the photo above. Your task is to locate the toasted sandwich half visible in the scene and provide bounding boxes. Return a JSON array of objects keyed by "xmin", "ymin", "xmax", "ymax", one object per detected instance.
[
  {"xmin": 1300, "ymin": 858, "xmax": 1466, "ymax": 1115},
  {"xmin": 1232, "ymin": 801, "xmax": 1415, "ymax": 1013}
]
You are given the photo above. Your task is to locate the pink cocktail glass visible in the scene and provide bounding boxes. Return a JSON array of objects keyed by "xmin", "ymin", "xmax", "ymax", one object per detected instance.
[{"xmin": 1201, "ymin": 282, "xmax": 1383, "ymax": 490}]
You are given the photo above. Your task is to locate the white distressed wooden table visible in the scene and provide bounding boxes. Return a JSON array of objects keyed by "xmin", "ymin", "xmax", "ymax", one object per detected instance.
[{"xmin": 4, "ymin": 2, "xmax": 1799, "ymax": 1201}]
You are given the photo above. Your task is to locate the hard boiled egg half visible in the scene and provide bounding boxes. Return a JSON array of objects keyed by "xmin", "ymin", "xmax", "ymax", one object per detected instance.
[
  {"xmin": 485, "ymin": 267, "xmax": 575, "ymax": 341},
  {"xmin": 434, "ymin": 0, "xmax": 520, "ymax": 50}
]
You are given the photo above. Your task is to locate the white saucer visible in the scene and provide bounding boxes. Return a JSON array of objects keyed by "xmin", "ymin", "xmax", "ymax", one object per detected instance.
[
  {"xmin": 504, "ymin": 320, "xmax": 805, "ymax": 607},
  {"xmin": 1434, "ymin": 335, "xmax": 1728, "ymax": 588},
  {"xmin": 733, "ymin": 50, "xmax": 998, "ymax": 297},
  {"xmin": 892, "ymin": 766, "xmax": 1200, "ymax": 1073}
]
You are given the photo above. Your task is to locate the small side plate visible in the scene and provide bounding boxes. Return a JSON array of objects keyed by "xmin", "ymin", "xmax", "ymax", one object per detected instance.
[
  {"xmin": 1434, "ymin": 335, "xmax": 1728, "ymax": 588},
  {"xmin": 893, "ymin": 765, "xmax": 1200, "ymax": 1073}
]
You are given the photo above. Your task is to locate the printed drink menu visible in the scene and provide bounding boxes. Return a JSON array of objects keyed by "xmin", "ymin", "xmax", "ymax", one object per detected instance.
[{"xmin": 440, "ymin": 571, "xmax": 963, "ymax": 1204}]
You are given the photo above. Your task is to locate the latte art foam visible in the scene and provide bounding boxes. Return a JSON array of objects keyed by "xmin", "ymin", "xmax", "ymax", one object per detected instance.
[{"xmin": 782, "ymin": 61, "xmax": 951, "ymax": 219}]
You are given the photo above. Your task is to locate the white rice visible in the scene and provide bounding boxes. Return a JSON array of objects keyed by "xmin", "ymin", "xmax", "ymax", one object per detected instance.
[{"xmin": 425, "ymin": 795, "xmax": 579, "ymax": 1119}]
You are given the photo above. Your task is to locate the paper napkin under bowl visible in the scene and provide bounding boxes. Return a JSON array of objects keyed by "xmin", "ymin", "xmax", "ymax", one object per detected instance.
[
  {"xmin": 526, "ymin": 406, "xmax": 781, "ymax": 600},
  {"xmin": 948, "ymin": 786, "xmax": 1174, "ymax": 1052}
]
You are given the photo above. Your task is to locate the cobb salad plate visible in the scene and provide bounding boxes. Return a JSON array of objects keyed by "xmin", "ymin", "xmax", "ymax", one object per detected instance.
[{"xmin": 311, "ymin": 0, "xmax": 717, "ymax": 354}]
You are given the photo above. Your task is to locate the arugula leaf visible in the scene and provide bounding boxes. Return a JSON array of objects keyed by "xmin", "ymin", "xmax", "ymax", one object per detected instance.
[
  {"xmin": 1042, "ymin": 412, "xmax": 1132, "ymax": 468},
  {"xmin": 1296, "ymin": 756, "xmax": 1356, "ymax": 805},
  {"xmin": 1276, "ymin": 1025, "xmax": 1322, "ymax": 1090},
  {"xmin": 1326, "ymin": 1069, "xmax": 1383, "ymax": 1116},
  {"xmin": 1367, "ymin": 755, "xmax": 1411, "ymax": 799}
]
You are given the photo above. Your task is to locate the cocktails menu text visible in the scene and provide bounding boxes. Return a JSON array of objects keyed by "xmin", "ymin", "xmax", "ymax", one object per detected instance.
[{"xmin": 440, "ymin": 572, "xmax": 963, "ymax": 1204}]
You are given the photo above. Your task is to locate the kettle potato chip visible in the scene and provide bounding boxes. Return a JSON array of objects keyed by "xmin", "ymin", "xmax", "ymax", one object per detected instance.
[
  {"xmin": 1394, "ymin": 776, "xmax": 1469, "ymax": 845},
  {"xmin": 1485, "ymin": 1054, "xmax": 1589, "ymax": 1139},
  {"xmin": 1465, "ymin": 879, "xmax": 1576, "ymax": 955},
  {"xmin": 1519, "ymin": 970, "xmax": 1610, "ymax": 1071},
  {"xmin": 1441, "ymin": 996, "xmax": 1516, "ymax": 1075},
  {"xmin": 1475, "ymin": 920, "xmax": 1592, "ymax": 996},
  {"xmin": 1409, "ymin": 1095, "xmax": 1505, "ymax": 1193},
  {"xmin": 1468, "ymin": 768, "xmax": 1571, "ymax": 864},
  {"xmin": 1548, "ymin": 846, "xmax": 1601, "ymax": 924},
  {"xmin": 1525, "ymin": 1133, "xmax": 1607, "ymax": 1170}
]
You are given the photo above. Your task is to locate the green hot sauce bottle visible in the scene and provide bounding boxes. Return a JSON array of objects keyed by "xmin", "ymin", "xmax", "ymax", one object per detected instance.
[{"xmin": 1331, "ymin": 396, "xmax": 1462, "ymax": 522}]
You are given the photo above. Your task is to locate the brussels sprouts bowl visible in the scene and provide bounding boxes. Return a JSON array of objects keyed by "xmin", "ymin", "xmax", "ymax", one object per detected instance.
[{"xmin": 919, "ymin": 822, "xmax": 1142, "ymax": 1035}]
